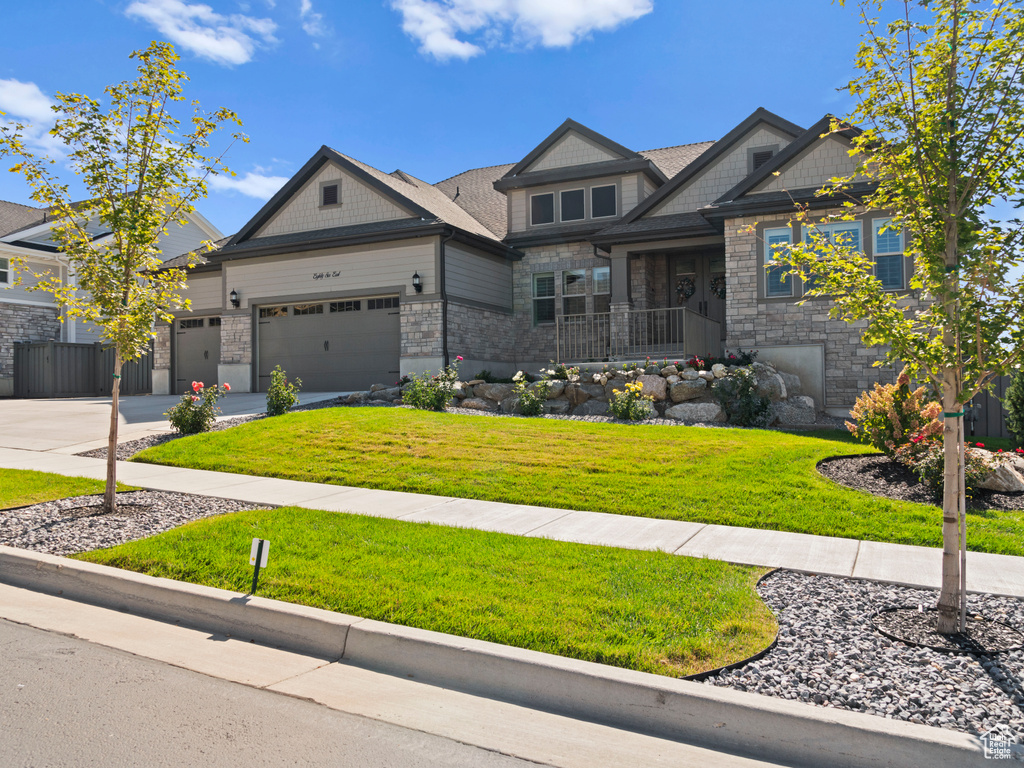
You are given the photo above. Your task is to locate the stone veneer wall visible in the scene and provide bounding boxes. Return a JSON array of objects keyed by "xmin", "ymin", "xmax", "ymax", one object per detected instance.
[
  {"xmin": 512, "ymin": 241, "xmax": 608, "ymax": 363},
  {"xmin": 154, "ymin": 323, "xmax": 171, "ymax": 370},
  {"xmin": 446, "ymin": 301, "xmax": 515, "ymax": 363},
  {"xmin": 725, "ymin": 213, "xmax": 912, "ymax": 410},
  {"xmin": 220, "ymin": 313, "xmax": 252, "ymax": 364},
  {"xmin": 401, "ymin": 299, "xmax": 444, "ymax": 359},
  {"xmin": 1, "ymin": 304, "xmax": 61, "ymax": 380}
]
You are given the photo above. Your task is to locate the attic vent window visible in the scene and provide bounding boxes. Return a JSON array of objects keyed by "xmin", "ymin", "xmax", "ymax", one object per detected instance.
[
  {"xmin": 751, "ymin": 150, "xmax": 775, "ymax": 172},
  {"xmin": 321, "ymin": 182, "xmax": 340, "ymax": 207}
]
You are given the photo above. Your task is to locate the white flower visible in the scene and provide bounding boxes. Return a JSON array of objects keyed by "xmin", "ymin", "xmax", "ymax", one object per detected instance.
[{"xmin": 513, "ymin": 371, "xmax": 524, "ymax": 381}]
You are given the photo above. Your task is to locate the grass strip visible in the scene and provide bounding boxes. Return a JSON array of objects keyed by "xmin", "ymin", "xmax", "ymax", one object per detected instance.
[
  {"xmin": 76, "ymin": 506, "xmax": 776, "ymax": 678},
  {"xmin": 133, "ymin": 408, "xmax": 1024, "ymax": 556},
  {"xmin": 0, "ymin": 468, "xmax": 134, "ymax": 510}
]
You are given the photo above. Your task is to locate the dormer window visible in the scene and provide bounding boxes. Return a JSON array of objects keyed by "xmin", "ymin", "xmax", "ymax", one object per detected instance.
[
  {"xmin": 531, "ymin": 193, "xmax": 554, "ymax": 225},
  {"xmin": 591, "ymin": 185, "xmax": 616, "ymax": 218},
  {"xmin": 560, "ymin": 189, "xmax": 585, "ymax": 222},
  {"xmin": 320, "ymin": 181, "xmax": 340, "ymax": 208}
]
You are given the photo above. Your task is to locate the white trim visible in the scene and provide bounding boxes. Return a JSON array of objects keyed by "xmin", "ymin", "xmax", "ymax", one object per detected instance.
[
  {"xmin": 559, "ymin": 188, "xmax": 586, "ymax": 223},
  {"xmin": 764, "ymin": 226, "xmax": 794, "ymax": 298},
  {"xmin": 0, "ymin": 296, "xmax": 58, "ymax": 308},
  {"xmin": 871, "ymin": 217, "xmax": 903, "ymax": 255},
  {"xmin": 0, "ymin": 256, "xmax": 8, "ymax": 287},
  {"xmin": 590, "ymin": 184, "xmax": 618, "ymax": 219}
]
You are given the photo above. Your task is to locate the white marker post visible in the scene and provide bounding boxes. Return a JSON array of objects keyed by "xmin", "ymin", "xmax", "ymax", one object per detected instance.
[{"xmin": 249, "ymin": 538, "xmax": 269, "ymax": 595}]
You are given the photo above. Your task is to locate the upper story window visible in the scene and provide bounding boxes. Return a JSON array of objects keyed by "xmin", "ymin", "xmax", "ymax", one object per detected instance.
[
  {"xmin": 0, "ymin": 257, "xmax": 9, "ymax": 285},
  {"xmin": 320, "ymin": 181, "xmax": 341, "ymax": 208},
  {"xmin": 533, "ymin": 272, "xmax": 555, "ymax": 325},
  {"xmin": 531, "ymin": 193, "xmax": 555, "ymax": 225},
  {"xmin": 764, "ymin": 227, "xmax": 794, "ymax": 298},
  {"xmin": 873, "ymin": 218, "xmax": 905, "ymax": 290},
  {"xmin": 591, "ymin": 185, "xmax": 616, "ymax": 218},
  {"xmin": 560, "ymin": 189, "xmax": 585, "ymax": 222}
]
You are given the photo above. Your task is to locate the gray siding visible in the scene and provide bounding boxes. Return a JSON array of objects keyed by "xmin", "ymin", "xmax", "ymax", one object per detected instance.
[
  {"xmin": 510, "ymin": 174, "xmax": 635, "ymax": 233},
  {"xmin": 526, "ymin": 132, "xmax": 622, "ymax": 172},
  {"xmin": 0, "ymin": 258, "xmax": 60, "ymax": 304},
  {"xmin": 445, "ymin": 244, "xmax": 512, "ymax": 311},
  {"xmin": 754, "ymin": 136, "xmax": 862, "ymax": 193},
  {"xmin": 158, "ymin": 218, "xmax": 215, "ymax": 262},
  {"xmin": 180, "ymin": 273, "xmax": 223, "ymax": 313}
]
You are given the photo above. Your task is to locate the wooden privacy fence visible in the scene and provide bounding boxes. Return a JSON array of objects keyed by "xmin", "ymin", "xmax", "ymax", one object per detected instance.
[
  {"xmin": 13, "ymin": 341, "xmax": 153, "ymax": 398},
  {"xmin": 966, "ymin": 375, "xmax": 1014, "ymax": 441}
]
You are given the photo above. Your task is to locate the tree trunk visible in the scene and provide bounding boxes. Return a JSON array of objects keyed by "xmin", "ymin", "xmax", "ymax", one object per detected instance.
[
  {"xmin": 936, "ymin": 369, "xmax": 962, "ymax": 634},
  {"xmin": 103, "ymin": 349, "xmax": 122, "ymax": 515}
]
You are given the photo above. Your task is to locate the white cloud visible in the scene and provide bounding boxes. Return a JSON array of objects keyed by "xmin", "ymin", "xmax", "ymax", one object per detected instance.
[
  {"xmin": 125, "ymin": 0, "xmax": 278, "ymax": 66},
  {"xmin": 391, "ymin": 0, "xmax": 653, "ymax": 61},
  {"xmin": 299, "ymin": 0, "xmax": 328, "ymax": 37},
  {"xmin": 0, "ymin": 79, "xmax": 55, "ymax": 125},
  {"xmin": 208, "ymin": 171, "xmax": 288, "ymax": 199}
]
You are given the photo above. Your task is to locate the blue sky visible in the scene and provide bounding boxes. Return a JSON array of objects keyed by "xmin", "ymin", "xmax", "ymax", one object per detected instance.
[{"xmin": 0, "ymin": 0, "xmax": 868, "ymax": 236}]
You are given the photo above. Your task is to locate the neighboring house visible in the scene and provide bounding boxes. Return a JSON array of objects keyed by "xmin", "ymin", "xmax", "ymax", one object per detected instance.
[
  {"xmin": 156, "ymin": 108, "xmax": 914, "ymax": 415},
  {"xmin": 0, "ymin": 202, "xmax": 222, "ymax": 396}
]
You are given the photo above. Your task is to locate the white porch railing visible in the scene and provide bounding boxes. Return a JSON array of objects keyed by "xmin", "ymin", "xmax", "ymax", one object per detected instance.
[{"xmin": 555, "ymin": 307, "xmax": 721, "ymax": 363}]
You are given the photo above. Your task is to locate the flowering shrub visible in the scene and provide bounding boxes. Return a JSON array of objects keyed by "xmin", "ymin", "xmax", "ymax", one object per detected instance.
[
  {"xmin": 686, "ymin": 349, "xmax": 757, "ymax": 370},
  {"xmin": 899, "ymin": 440, "xmax": 990, "ymax": 498},
  {"xmin": 846, "ymin": 371, "xmax": 942, "ymax": 457},
  {"xmin": 403, "ymin": 356, "xmax": 462, "ymax": 411},
  {"xmin": 266, "ymin": 365, "xmax": 302, "ymax": 417},
  {"xmin": 712, "ymin": 368, "xmax": 773, "ymax": 427},
  {"xmin": 609, "ymin": 380, "xmax": 654, "ymax": 421},
  {"xmin": 165, "ymin": 380, "xmax": 230, "ymax": 434},
  {"xmin": 513, "ymin": 371, "xmax": 548, "ymax": 416},
  {"xmin": 542, "ymin": 362, "xmax": 580, "ymax": 382}
]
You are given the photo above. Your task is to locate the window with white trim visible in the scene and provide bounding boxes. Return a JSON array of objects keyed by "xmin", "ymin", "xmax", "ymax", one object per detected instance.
[
  {"xmin": 531, "ymin": 193, "xmax": 554, "ymax": 225},
  {"xmin": 560, "ymin": 189, "xmax": 585, "ymax": 222},
  {"xmin": 593, "ymin": 266, "xmax": 611, "ymax": 313},
  {"xmin": 873, "ymin": 218, "xmax": 905, "ymax": 290},
  {"xmin": 532, "ymin": 272, "xmax": 555, "ymax": 325},
  {"xmin": 562, "ymin": 269, "xmax": 586, "ymax": 315},
  {"xmin": 0, "ymin": 257, "xmax": 8, "ymax": 285},
  {"xmin": 764, "ymin": 227, "xmax": 793, "ymax": 297},
  {"xmin": 591, "ymin": 185, "xmax": 616, "ymax": 218}
]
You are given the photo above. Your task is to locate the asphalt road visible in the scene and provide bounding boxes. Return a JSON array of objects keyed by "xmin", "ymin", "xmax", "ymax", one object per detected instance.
[{"xmin": 0, "ymin": 618, "xmax": 539, "ymax": 768}]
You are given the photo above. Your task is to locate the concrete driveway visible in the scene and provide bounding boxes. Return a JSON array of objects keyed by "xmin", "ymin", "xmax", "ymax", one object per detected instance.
[{"xmin": 0, "ymin": 392, "xmax": 347, "ymax": 453}]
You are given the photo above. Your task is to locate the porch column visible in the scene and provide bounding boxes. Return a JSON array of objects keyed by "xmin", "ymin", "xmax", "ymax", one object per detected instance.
[{"xmin": 608, "ymin": 249, "xmax": 632, "ymax": 359}]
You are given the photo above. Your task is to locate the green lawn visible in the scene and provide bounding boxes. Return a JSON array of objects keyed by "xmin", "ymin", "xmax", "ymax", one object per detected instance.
[
  {"xmin": 76, "ymin": 506, "xmax": 776, "ymax": 677},
  {"xmin": 0, "ymin": 468, "xmax": 133, "ymax": 509},
  {"xmin": 133, "ymin": 407, "xmax": 1024, "ymax": 556}
]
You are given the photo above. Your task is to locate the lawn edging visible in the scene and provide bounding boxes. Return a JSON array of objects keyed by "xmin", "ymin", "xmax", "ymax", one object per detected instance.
[{"xmin": 0, "ymin": 545, "xmax": 987, "ymax": 768}]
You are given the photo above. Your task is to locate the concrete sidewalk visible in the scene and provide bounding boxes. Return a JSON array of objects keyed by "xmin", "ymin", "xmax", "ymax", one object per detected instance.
[{"xmin": 1, "ymin": 445, "xmax": 1021, "ymax": 598}]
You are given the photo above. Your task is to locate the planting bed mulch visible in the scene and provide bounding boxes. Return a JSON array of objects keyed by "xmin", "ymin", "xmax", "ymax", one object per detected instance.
[
  {"xmin": 817, "ymin": 454, "xmax": 1024, "ymax": 511},
  {"xmin": 706, "ymin": 571, "xmax": 1024, "ymax": 736}
]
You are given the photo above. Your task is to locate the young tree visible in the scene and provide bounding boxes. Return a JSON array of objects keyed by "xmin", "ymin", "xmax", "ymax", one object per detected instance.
[
  {"xmin": 779, "ymin": 0, "xmax": 1024, "ymax": 633},
  {"xmin": 0, "ymin": 42, "xmax": 245, "ymax": 514}
]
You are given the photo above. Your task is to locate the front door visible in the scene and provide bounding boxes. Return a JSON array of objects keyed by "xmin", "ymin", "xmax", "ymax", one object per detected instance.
[{"xmin": 670, "ymin": 251, "xmax": 726, "ymax": 342}]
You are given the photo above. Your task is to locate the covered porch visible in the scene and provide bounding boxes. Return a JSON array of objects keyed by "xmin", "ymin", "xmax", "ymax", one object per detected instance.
[{"xmin": 554, "ymin": 242, "xmax": 727, "ymax": 363}]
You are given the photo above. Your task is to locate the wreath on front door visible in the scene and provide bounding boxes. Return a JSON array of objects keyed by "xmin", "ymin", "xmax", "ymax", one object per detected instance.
[
  {"xmin": 676, "ymin": 276, "xmax": 696, "ymax": 304},
  {"xmin": 709, "ymin": 276, "xmax": 727, "ymax": 300}
]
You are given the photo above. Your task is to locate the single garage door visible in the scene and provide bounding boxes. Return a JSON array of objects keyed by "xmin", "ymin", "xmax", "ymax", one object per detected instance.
[
  {"xmin": 174, "ymin": 317, "xmax": 221, "ymax": 394},
  {"xmin": 257, "ymin": 296, "xmax": 401, "ymax": 392}
]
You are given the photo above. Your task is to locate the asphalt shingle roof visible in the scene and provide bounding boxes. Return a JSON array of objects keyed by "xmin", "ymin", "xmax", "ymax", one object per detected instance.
[
  {"xmin": 0, "ymin": 200, "xmax": 46, "ymax": 238},
  {"xmin": 593, "ymin": 212, "xmax": 718, "ymax": 240},
  {"xmin": 639, "ymin": 142, "xmax": 716, "ymax": 179},
  {"xmin": 434, "ymin": 163, "xmax": 515, "ymax": 239}
]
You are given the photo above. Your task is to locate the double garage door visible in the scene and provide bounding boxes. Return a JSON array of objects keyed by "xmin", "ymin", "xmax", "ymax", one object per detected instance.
[{"xmin": 256, "ymin": 296, "xmax": 401, "ymax": 392}]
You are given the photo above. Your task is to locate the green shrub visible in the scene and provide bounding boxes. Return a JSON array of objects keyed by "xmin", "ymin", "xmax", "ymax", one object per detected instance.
[
  {"xmin": 165, "ymin": 380, "xmax": 230, "ymax": 434},
  {"xmin": 266, "ymin": 366, "xmax": 302, "ymax": 416},
  {"xmin": 686, "ymin": 349, "xmax": 757, "ymax": 370},
  {"xmin": 899, "ymin": 440, "xmax": 989, "ymax": 499},
  {"xmin": 846, "ymin": 371, "xmax": 942, "ymax": 456},
  {"xmin": 542, "ymin": 362, "xmax": 580, "ymax": 381},
  {"xmin": 1004, "ymin": 371, "xmax": 1024, "ymax": 446},
  {"xmin": 712, "ymin": 368, "xmax": 772, "ymax": 427},
  {"xmin": 513, "ymin": 372, "xmax": 547, "ymax": 416},
  {"xmin": 403, "ymin": 356, "xmax": 462, "ymax": 411},
  {"xmin": 609, "ymin": 380, "xmax": 654, "ymax": 421}
]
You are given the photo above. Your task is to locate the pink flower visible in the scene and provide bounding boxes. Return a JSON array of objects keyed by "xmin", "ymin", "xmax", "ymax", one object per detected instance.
[
  {"xmin": 191, "ymin": 395, "xmax": 199, "ymax": 402},
  {"xmin": 976, "ymin": 443, "xmax": 985, "ymax": 448},
  {"xmin": 223, "ymin": 382, "xmax": 231, "ymax": 391},
  {"xmin": 456, "ymin": 355, "xmax": 463, "ymax": 361},
  {"xmin": 192, "ymin": 381, "xmax": 199, "ymax": 391}
]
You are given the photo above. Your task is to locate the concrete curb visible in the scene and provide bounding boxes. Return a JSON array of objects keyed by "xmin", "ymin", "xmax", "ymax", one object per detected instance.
[{"xmin": 0, "ymin": 545, "xmax": 987, "ymax": 768}]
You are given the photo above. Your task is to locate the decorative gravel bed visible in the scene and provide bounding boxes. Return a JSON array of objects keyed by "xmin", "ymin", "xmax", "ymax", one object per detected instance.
[
  {"xmin": 0, "ymin": 491, "xmax": 267, "ymax": 556},
  {"xmin": 706, "ymin": 570, "xmax": 1024, "ymax": 736}
]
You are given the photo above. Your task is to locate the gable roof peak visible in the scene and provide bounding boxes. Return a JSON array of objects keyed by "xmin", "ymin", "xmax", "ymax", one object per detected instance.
[{"xmin": 501, "ymin": 118, "xmax": 641, "ymax": 181}]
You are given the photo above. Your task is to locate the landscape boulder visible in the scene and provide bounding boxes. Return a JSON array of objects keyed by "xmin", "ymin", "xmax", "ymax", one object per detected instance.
[
  {"xmin": 573, "ymin": 399, "xmax": 610, "ymax": 416},
  {"xmin": 979, "ymin": 454, "xmax": 1024, "ymax": 493},
  {"xmin": 637, "ymin": 374, "xmax": 667, "ymax": 401},
  {"xmin": 475, "ymin": 383, "xmax": 514, "ymax": 402},
  {"xmin": 773, "ymin": 395, "xmax": 816, "ymax": 426},
  {"xmin": 669, "ymin": 379, "xmax": 707, "ymax": 402},
  {"xmin": 461, "ymin": 397, "xmax": 498, "ymax": 412},
  {"xmin": 665, "ymin": 402, "xmax": 726, "ymax": 423}
]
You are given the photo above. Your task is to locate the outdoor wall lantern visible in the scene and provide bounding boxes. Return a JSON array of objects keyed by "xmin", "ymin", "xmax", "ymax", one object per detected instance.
[
  {"xmin": 229, "ymin": 289, "xmax": 240, "ymax": 308},
  {"xmin": 412, "ymin": 272, "xmax": 423, "ymax": 293}
]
